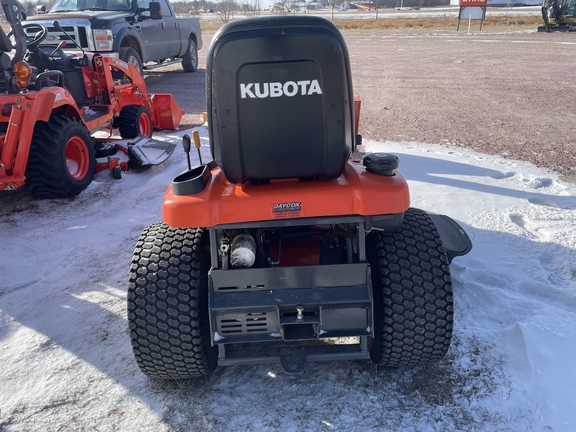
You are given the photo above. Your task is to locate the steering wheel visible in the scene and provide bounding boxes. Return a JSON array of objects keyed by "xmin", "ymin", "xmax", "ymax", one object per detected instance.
[{"xmin": 8, "ymin": 23, "xmax": 48, "ymax": 51}]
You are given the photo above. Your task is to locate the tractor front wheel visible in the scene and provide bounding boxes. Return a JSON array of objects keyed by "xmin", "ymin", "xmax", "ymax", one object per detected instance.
[
  {"xmin": 127, "ymin": 223, "xmax": 218, "ymax": 379},
  {"xmin": 367, "ymin": 207, "xmax": 454, "ymax": 368},
  {"xmin": 118, "ymin": 105, "xmax": 152, "ymax": 139},
  {"xmin": 25, "ymin": 115, "xmax": 95, "ymax": 198}
]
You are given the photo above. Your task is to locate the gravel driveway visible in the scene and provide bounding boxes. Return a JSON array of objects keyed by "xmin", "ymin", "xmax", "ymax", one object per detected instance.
[{"xmin": 144, "ymin": 30, "xmax": 576, "ymax": 178}]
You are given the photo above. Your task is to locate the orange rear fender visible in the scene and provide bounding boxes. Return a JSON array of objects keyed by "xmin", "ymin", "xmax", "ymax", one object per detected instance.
[
  {"xmin": 0, "ymin": 88, "xmax": 81, "ymax": 122},
  {"xmin": 163, "ymin": 160, "xmax": 411, "ymax": 228}
]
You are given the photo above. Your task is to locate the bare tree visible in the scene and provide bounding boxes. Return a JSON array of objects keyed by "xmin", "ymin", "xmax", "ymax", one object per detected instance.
[
  {"xmin": 188, "ymin": 0, "xmax": 200, "ymax": 15},
  {"xmin": 241, "ymin": 0, "xmax": 261, "ymax": 17},
  {"xmin": 374, "ymin": 0, "xmax": 381, "ymax": 18},
  {"xmin": 217, "ymin": 0, "xmax": 238, "ymax": 22},
  {"xmin": 330, "ymin": 0, "xmax": 337, "ymax": 18},
  {"xmin": 273, "ymin": 0, "xmax": 291, "ymax": 14},
  {"xmin": 19, "ymin": 1, "xmax": 37, "ymax": 17},
  {"xmin": 149, "ymin": 1, "xmax": 216, "ymax": 16},
  {"xmin": 10, "ymin": 0, "xmax": 55, "ymax": 17},
  {"xmin": 505, "ymin": 0, "xmax": 514, "ymax": 16}
]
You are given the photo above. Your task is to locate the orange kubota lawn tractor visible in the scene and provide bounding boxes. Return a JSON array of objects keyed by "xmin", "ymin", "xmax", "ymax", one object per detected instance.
[
  {"xmin": 127, "ymin": 16, "xmax": 473, "ymax": 378},
  {"xmin": 0, "ymin": 0, "xmax": 183, "ymax": 198}
]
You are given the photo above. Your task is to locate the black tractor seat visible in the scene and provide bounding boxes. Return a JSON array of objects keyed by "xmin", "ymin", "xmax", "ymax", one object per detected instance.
[{"xmin": 206, "ymin": 16, "xmax": 356, "ymax": 184}]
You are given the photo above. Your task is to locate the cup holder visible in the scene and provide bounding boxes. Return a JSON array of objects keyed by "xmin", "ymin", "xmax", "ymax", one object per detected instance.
[{"xmin": 172, "ymin": 164, "xmax": 211, "ymax": 196}]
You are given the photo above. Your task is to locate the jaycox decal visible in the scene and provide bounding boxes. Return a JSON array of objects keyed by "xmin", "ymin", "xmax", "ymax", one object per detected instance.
[
  {"xmin": 240, "ymin": 80, "xmax": 322, "ymax": 99},
  {"xmin": 271, "ymin": 202, "xmax": 302, "ymax": 219}
]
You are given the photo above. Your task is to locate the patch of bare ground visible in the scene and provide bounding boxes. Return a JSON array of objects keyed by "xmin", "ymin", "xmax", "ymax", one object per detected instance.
[{"xmin": 186, "ymin": 19, "xmax": 575, "ymax": 177}]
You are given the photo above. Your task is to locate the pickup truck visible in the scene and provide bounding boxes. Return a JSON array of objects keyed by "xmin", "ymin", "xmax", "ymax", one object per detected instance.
[{"xmin": 24, "ymin": 0, "xmax": 202, "ymax": 74}]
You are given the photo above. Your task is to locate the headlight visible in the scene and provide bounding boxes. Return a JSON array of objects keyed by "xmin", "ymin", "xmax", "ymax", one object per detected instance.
[
  {"xmin": 93, "ymin": 29, "xmax": 114, "ymax": 51},
  {"xmin": 13, "ymin": 61, "xmax": 32, "ymax": 89}
]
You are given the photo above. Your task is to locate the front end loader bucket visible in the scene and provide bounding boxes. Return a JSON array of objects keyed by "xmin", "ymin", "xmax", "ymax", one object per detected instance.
[{"xmin": 152, "ymin": 94, "xmax": 184, "ymax": 131}]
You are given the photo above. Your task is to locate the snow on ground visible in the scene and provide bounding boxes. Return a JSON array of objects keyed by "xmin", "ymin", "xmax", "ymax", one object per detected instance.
[{"xmin": 1, "ymin": 128, "xmax": 575, "ymax": 431}]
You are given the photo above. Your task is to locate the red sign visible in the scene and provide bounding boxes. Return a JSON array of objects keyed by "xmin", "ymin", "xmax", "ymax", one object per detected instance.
[{"xmin": 460, "ymin": 0, "xmax": 487, "ymax": 5}]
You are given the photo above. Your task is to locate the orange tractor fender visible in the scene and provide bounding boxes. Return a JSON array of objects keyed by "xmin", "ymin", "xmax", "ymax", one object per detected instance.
[{"xmin": 0, "ymin": 88, "xmax": 84, "ymax": 190}]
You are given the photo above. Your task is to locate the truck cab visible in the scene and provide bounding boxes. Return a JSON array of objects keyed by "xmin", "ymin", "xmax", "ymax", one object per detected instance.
[{"xmin": 26, "ymin": 0, "xmax": 202, "ymax": 73}]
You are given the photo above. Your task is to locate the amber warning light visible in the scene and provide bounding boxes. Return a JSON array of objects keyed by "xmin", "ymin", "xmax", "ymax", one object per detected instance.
[{"xmin": 13, "ymin": 61, "xmax": 32, "ymax": 89}]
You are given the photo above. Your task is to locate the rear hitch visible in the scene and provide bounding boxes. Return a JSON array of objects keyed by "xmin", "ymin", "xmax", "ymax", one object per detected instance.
[{"xmin": 280, "ymin": 347, "xmax": 307, "ymax": 374}]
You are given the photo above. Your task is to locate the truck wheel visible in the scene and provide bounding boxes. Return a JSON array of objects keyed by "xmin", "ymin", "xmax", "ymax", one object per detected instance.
[
  {"xmin": 127, "ymin": 223, "xmax": 218, "ymax": 379},
  {"xmin": 118, "ymin": 105, "xmax": 152, "ymax": 139},
  {"xmin": 119, "ymin": 47, "xmax": 144, "ymax": 76},
  {"xmin": 25, "ymin": 115, "xmax": 95, "ymax": 198},
  {"xmin": 367, "ymin": 208, "xmax": 453, "ymax": 368},
  {"xmin": 181, "ymin": 38, "xmax": 198, "ymax": 72}
]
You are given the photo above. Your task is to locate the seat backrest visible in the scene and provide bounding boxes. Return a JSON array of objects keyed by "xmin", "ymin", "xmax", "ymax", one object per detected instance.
[
  {"xmin": 207, "ymin": 16, "xmax": 355, "ymax": 184},
  {"xmin": 0, "ymin": 26, "xmax": 13, "ymax": 53}
]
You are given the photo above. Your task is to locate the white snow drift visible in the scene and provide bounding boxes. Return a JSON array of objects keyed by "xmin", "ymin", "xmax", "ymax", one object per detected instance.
[{"xmin": 1, "ymin": 128, "xmax": 575, "ymax": 431}]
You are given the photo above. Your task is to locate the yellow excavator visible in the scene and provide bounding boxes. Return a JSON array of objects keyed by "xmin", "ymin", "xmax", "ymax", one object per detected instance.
[{"xmin": 540, "ymin": 0, "xmax": 576, "ymax": 31}]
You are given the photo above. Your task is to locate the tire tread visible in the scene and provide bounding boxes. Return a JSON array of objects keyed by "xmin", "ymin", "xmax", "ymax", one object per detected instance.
[
  {"xmin": 118, "ymin": 105, "xmax": 151, "ymax": 139},
  {"xmin": 25, "ymin": 115, "xmax": 94, "ymax": 198},
  {"xmin": 368, "ymin": 208, "xmax": 454, "ymax": 367},
  {"xmin": 128, "ymin": 222, "xmax": 217, "ymax": 379}
]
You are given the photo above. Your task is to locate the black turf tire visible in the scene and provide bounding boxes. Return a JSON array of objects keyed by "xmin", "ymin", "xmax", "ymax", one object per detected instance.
[
  {"xmin": 25, "ymin": 115, "xmax": 95, "ymax": 198},
  {"xmin": 119, "ymin": 46, "xmax": 144, "ymax": 75},
  {"xmin": 181, "ymin": 38, "xmax": 198, "ymax": 72},
  {"xmin": 127, "ymin": 223, "xmax": 218, "ymax": 380},
  {"xmin": 367, "ymin": 207, "xmax": 453, "ymax": 367},
  {"xmin": 117, "ymin": 105, "xmax": 152, "ymax": 139}
]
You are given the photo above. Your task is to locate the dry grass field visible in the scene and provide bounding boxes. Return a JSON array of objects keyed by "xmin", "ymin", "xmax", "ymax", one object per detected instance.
[
  {"xmin": 1, "ymin": 13, "xmax": 543, "ymax": 35},
  {"xmin": 198, "ymin": 14, "xmax": 544, "ymax": 34}
]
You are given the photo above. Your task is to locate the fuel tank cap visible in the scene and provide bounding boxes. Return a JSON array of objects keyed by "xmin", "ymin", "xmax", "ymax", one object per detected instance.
[{"xmin": 362, "ymin": 153, "xmax": 399, "ymax": 176}]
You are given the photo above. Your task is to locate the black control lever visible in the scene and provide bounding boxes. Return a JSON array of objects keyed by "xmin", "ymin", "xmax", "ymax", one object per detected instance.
[
  {"xmin": 52, "ymin": 21, "xmax": 86, "ymax": 56},
  {"xmin": 182, "ymin": 134, "xmax": 192, "ymax": 170}
]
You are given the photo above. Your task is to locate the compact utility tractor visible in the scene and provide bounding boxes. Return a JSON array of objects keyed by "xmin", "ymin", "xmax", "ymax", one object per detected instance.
[
  {"xmin": 128, "ymin": 16, "xmax": 472, "ymax": 379},
  {"xmin": 0, "ymin": 0, "xmax": 183, "ymax": 198}
]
